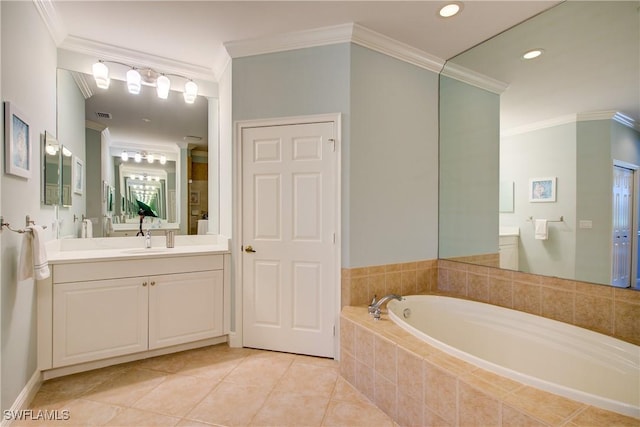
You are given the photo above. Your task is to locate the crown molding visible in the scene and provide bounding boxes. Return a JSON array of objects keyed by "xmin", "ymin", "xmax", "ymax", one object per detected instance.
[
  {"xmin": 70, "ymin": 71, "xmax": 93, "ymax": 99},
  {"xmin": 225, "ymin": 23, "xmax": 354, "ymax": 59},
  {"xmin": 33, "ymin": 0, "xmax": 67, "ymax": 45},
  {"xmin": 440, "ymin": 62, "xmax": 508, "ymax": 94},
  {"xmin": 503, "ymin": 111, "xmax": 639, "ymax": 137},
  {"xmin": 85, "ymin": 120, "xmax": 106, "ymax": 132},
  {"xmin": 350, "ymin": 24, "xmax": 445, "ymax": 74},
  {"xmin": 225, "ymin": 23, "xmax": 446, "ymax": 74},
  {"xmin": 501, "ymin": 114, "xmax": 578, "ymax": 137}
]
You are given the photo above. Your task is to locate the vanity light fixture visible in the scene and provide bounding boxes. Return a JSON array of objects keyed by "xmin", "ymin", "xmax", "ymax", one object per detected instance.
[
  {"xmin": 439, "ymin": 2, "xmax": 462, "ymax": 18},
  {"xmin": 92, "ymin": 60, "xmax": 198, "ymax": 103},
  {"xmin": 523, "ymin": 49, "xmax": 544, "ymax": 60},
  {"xmin": 159, "ymin": 154, "xmax": 167, "ymax": 165},
  {"xmin": 126, "ymin": 69, "xmax": 142, "ymax": 95},
  {"xmin": 121, "ymin": 150, "xmax": 168, "ymax": 165},
  {"xmin": 134, "ymin": 153, "xmax": 142, "ymax": 163}
]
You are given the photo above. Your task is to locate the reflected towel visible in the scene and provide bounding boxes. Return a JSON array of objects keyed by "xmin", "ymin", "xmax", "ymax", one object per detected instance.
[
  {"xmin": 81, "ymin": 218, "xmax": 93, "ymax": 238},
  {"xmin": 534, "ymin": 219, "xmax": 548, "ymax": 240},
  {"xmin": 18, "ymin": 225, "xmax": 50, "ymax": 281},
  {"xmin": 105, "ymin": 217, "xmax": 113, "ymax": 236}
]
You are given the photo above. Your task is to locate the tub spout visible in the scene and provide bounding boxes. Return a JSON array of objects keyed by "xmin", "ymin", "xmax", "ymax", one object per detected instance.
[{"xmin": 372, "ymin": 294, "xmax": 403, "ymax": 320}]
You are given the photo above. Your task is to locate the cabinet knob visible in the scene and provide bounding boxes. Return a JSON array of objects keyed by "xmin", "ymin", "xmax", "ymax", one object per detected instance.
[
  {"xmin": 142, "ymin": 282, "xmax": 148, "ymax": 287},
  {"xmin": 150, "ymin": 281, "xmax": 156, "ymax": 286}
]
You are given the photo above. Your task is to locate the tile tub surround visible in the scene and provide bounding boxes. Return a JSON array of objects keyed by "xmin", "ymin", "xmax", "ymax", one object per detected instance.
[
  {"xmin": 437, "ymin": 260, "xmax": 640, "ymax": 345},
  {"xmin": 341, "ymin": 260, "xmax": 438, "ymax": 307},
  {"xmin": 340, "ymin": 306, "xmax": 640, "ymax": 427}
]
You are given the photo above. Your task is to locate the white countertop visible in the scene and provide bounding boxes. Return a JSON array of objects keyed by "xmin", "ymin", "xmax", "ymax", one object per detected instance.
[
  {"xmin": 499, "ymin": 226, "xmax": 520, "ymax": 237},
  {"xmin": 46, "ymin": 235, "xmax": 229, "ymax": 264}
]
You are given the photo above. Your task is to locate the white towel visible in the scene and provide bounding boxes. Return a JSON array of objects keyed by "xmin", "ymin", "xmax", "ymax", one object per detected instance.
[
  {"xmin": 105, "ymin": 217, "xmax": 113, "ymax": 236},
  {"xmin": 18, "ymin": 225, "xmax": 50, "ymax": 281},
  {"xmin": 534, "ymin": 219, "xmax": 548, "ymax": 240},
  {"xmin": 81, "ymin": 218, "xmax": 93, "ymax": 238}
]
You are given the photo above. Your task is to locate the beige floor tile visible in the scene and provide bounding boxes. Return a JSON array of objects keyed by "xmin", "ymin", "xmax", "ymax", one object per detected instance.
[
  {"xmin": 44, "ymin": 399, "xmax": 122, "ymax": 427},
  {"xmin": 331, "ymin": 377, "xmax": 368, "ymax": 403},
  {"xmin": 186, "ymin": 381, "xmax": 269, "ymax": 426},
  {"xmin": 250, "ymin": 391, "xmax": 329, "ymax": 427},
  {"xmin": 36, "ymin": 364, "xmax": 127, "ymax": 402},
  {"xmin": 293, "ymin": 354, "xmax": 339, "ymax": 369},
  {"xmin": 274, "ymin": 362, "xmax": 339, "ymax": 397},
  {"xmin": 103, "ymin": 407, "xmax": 181, "ymax": 426},
  {"xmin": 132, "ymin": 374, "xmax": 217, "ymax": 417},
  {"xmin": 223, "ymin": 353, "xmax": 292, "ymax": 388},
  {"xmin": 175, "ymin": 419, "xmax": 219, "ymax": 427},
  {"xmin": 83, "ymin": 367, "xmax": 168, "ymax": 407},
  {"xmin": 322, "ymin": 399, "xmax": 393, "ymax": 427}
]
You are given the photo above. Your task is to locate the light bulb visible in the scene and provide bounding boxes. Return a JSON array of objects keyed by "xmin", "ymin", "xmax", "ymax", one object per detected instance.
[
  {"xmin": 156, "ymin": 75, "xmax": 170, "ymax": 99},
  {"xmin": 134, "ymin": 153, "xmax": 142, "ymax": 163},
  {"xmin": 147, "ymin": 153, "xmax": 154, "ymax": 163},
  {"xmin": 46, "ymin": 144, "xmax": 57, "ymax": 156},
  {"xmin": 183, "ymin": 80, "xmax": 198, "ymax": 104},
  {"xmin": 126, "ymin": 69, "xmax": 141, "ymax": 94},
  {"xmin": 159, "ymin": 154, "xmax": 167, "ymax": 165},
  {"xmin": 92, "ymin": 62, "xmax": 110, "ymax": 89},
  {"xmin": 121, "ymin": 151, "xmax": 129, "ymax": 161},
  {"xmin": 439, "ymin": 3, "xmax": 461, "ymax": 18}
]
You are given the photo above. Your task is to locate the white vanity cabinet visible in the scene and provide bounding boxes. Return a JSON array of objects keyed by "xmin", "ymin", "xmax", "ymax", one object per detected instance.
[{"xmin": 40, "ymin": 252, "xmax": 228, "ymax": 374}]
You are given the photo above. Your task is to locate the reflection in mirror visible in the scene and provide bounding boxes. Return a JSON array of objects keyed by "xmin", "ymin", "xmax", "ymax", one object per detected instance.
[
  {"xmin": 439, "ymin": 1, "xmax": 640, "ymax": 288},
  {"xmin": 61, "ymin": 146, "xmax": 73, "ymax": 207},
  {"xmin": 42, "ymin": 131, "xmax": 60, "ymax": 205}
]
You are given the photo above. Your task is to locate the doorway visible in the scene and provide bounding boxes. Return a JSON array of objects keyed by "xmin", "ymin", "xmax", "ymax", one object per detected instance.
[
  {"xmin": 236, "ymin": 115, "xmax": 341, "ymax": 358},
  {"xmin": 612, "ymin": 162, "xmax": 638, "ymax": 288}
]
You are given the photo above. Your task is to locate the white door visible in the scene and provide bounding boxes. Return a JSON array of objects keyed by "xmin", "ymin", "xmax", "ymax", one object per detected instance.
[
  {"xmin": 242, "ymin": 121, "xmax": 337, "ymax": 357},
  {"xmin": 612, "ymin": 165, "xmax": 634, "ymax": 287}
]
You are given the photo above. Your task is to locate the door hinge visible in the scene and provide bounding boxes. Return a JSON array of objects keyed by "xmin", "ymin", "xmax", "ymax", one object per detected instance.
[
  {"xmin": 333, "ymin": 325, "xmax": 336, "ymax": 336},
  {"xmin": 328, "ymin": 138, "xmax": 336, "ymax": 152},
  {"xmin": 332, "ymin": 233, "xmax": 336, "ymax": 244}
]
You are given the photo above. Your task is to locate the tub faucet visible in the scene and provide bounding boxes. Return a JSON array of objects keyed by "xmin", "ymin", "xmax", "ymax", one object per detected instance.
[{"xmin": 371, "ymin": 294, "xmax": 402, "ymax": 320}]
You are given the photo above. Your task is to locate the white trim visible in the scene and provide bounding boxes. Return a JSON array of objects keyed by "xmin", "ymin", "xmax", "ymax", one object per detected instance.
[
  {"xmin": 440, "ymin": 62, "xmax": 509, "ymax": 94},
  {"xmin": 225, "ymin": 23, "xmax": 445, "ymax": 74},
  {"xmin": 70, "ymin": 71, "xmax": 93, "ymax": 100},
  {"xmin": 233, "ymin": 113, "xmax": 342, "ymax": 357},
  {"xmin": 33, "ymin": 0, "xmax": 67, "ymax": 46},
  {"xmin": 350, "ymin": 24, "xmax": 444, "ymax": 74},
  {"xmin": 503, "ymin": 111, "xmax": 640, "ymax": 137},
  {"xmin": 1, "ymin": 371, "xmax": 42, "ymax": 427}
]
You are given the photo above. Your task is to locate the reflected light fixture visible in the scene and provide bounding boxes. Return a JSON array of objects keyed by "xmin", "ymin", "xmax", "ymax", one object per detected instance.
[
  {"xmin": 92, "ymin": 60, "xmax": 198, "ymax": 103},
  {"xmin": 159, "ymin": 154, "xmax": 167, "ymax": 165},
  {"xmin": 92, "ymin": 61, "xmax": 110, "ymax": 89},
  {"xmin": 126, "ymin": 69, "xmax": 142, "ymax": 95},
  {"xmin": 121, "ymin": 150, "xmax": 129, "ymax": 161},
  {"xmin": 156, "ymin": 75, "xmax": 171, "ymax": 100},
  {"xmin": 439, "ymin": 2, "xmax": 462, "ymax": 18},
  {"xmin": 134, "ymin": 153, "xmax": 142, "ymax": 163},
  {"xmin": 120, "ymin": 151, "xmax": 167, "ymax": 165}
]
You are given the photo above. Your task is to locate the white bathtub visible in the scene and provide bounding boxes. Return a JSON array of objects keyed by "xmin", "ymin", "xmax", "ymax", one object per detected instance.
[{"xmin": 387, "ymin": 295, "xmax": 640, "ymax": 418}]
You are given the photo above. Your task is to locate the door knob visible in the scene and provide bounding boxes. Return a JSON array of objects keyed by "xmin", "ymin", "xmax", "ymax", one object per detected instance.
[{"xmin": 245, "ymin": 245, "xmax": 256, "ymax": 253}]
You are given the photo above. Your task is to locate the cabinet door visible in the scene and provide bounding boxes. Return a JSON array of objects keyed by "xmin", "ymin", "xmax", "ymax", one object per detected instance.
[
  {"xmin": 53, "ymin": 277, "xmax": 148, "ymax": 368},
  {"xmin": 148, "ymin": 270, "xmax": 223, "ymax": 349}
]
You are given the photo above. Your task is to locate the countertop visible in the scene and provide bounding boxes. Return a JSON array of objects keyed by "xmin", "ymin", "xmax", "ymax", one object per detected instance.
[{"xmin": 45, "ymin": 235, "xmax": 229, "ymax": 264}]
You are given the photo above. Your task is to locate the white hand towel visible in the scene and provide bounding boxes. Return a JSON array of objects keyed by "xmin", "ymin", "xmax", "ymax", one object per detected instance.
[
  {"xmin": 534, "ymin": 219, "xmax": 548, "ymax": 240},
  {"xmin": 18, "ymin": 225, "xmax": 50, "ymax": 281},
  {"xmin": 82, "ymin": 218, "xmax": 93, "ymax": 238}
]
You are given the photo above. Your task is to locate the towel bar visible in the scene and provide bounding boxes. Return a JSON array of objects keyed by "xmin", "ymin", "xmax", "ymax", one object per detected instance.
[
  {"xmin": 527, "ymin": 216, "xmax": 563, "ymax": 222},
  {"xmin": 0, "ymin": 215, "xmax": 47, "ymax": 234}
]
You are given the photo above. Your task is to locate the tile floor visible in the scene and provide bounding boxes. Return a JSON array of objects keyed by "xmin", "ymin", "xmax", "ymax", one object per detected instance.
[{"xmin": 17, "ymin": 344, "xmax": 395, "ymax": 427}]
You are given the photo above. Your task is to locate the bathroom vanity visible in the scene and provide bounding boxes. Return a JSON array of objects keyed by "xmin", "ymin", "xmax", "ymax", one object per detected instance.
[{"xmin": 37, "ymin": 235, "xmax": 230, "ymax": 379}]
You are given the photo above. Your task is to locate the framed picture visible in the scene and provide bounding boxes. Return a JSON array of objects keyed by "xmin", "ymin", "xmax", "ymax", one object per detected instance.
[
  {"xmin": 4, "ymin": 102, "xmax": 31, "ymax": 178},
  {"xmin": 529, "ymin": 177, "xmax": 556, "ymax": 202},
  {"xmin": 190, "ymin": 190, "xmax": 200, "ymax": 205},
  {"xmin": 73, "ymin": 156, "xmax": 84, "ymax": 195}
]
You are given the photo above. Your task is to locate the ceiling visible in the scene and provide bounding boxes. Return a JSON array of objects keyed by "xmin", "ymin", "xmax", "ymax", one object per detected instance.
[{"xmin": 51, "ymin": 1, "xmax": 568, "ymax": 151}]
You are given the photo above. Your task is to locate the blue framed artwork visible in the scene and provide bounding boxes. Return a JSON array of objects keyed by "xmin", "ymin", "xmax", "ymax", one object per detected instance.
[
  {"xmin": 4, "ymin": 102, "xmax": 31, "ymax": 179},
  {"xmin": 529, "ymin": 177, "xmax": 556, "ymax": 202}
]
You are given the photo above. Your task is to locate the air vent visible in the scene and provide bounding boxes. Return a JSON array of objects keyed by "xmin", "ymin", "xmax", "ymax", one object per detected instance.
[{"xmin": 95, "ymin": 112, "xmax": 112, "ymax": 119}]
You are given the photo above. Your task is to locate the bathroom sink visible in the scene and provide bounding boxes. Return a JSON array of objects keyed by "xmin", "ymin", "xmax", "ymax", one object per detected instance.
[{"xmin": 121, "ymin": 248, "xmax": 173, "ymax": 254}]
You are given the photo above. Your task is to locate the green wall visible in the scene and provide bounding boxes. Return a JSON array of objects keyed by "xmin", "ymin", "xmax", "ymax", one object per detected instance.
[{"xmin": 439, "ymin": 76, "xmax": 499, "ymax": 258}]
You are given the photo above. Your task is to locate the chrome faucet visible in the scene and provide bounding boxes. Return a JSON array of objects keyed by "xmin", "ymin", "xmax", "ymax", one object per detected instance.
[
  {"xmin": 370, "ymin": 294, "xmax": 403, "ymax": 320},
  {"xmin": 145, "ymin": 229, "xmax": 152, "ymax": 248}
]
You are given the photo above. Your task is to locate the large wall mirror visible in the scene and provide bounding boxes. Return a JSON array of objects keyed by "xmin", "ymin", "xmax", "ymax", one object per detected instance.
[
  {"xmin": 57, "ymin": 67, "xmax": 208, "ymax": 237},
  {"xmin": 439, "ymin": 1, "xmax": 640, "ymax": 289}
]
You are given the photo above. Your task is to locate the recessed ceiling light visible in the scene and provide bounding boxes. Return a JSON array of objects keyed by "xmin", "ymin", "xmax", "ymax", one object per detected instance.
[
  {"xmin": 439, "ymin": 2, "xmax": 462, "ymax": 18},
  {"xmin": 523, "ymin": 49, "xmax": 544, "ymax": 60}
]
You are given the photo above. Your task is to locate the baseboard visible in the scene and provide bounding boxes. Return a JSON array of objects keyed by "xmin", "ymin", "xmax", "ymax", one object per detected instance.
[{"xmin": 1, "ymin": 370, "xmax": 43, "ymax": 427}]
